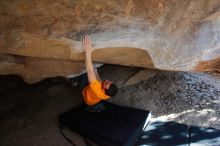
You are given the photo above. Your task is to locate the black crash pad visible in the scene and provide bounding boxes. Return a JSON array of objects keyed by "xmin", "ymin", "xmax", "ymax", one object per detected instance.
[{"xmin": 58, "ymin": 101, "xmax": 151, "ymax": 146}]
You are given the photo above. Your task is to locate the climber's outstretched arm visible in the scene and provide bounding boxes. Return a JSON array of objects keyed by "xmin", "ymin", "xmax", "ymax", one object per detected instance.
[{"xmin": 82, "ymin": 35, "xmax": 97, "ymax": 83}]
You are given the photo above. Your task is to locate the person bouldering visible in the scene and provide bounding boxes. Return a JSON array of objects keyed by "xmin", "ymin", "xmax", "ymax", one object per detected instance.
[{"xmin": 77, "ymin": 35, "xmax": 118, "ymax": 112}]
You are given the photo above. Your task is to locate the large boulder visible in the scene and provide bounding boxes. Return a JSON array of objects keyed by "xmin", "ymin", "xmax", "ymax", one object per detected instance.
[{"xmin": 0, "ymin": 0, "xmax": 219, "ymax": 83}]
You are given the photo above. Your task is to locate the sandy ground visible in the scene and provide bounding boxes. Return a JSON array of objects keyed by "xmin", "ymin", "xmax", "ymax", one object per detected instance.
[
  {"xmin": 0, "ymin": 65, "xmax": 219, "ymax": 146},
  {"xmin": 0, "ymin": 77, "xmax": 85, "ymax": 146}
]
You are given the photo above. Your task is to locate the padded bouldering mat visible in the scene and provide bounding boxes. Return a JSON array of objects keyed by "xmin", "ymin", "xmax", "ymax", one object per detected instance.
[
  {"xmin": 190, "ymin": 126, "xmax": 220, "ymax": 146},
  {"xmin": 137, "ymin": 121, "xmax": 189, "ymax": 146},
  {"xmin": 137, "ymin": 120, "xmax": 220, "ymax": 146},
  {"xmin": 58, "ymin": 101, "xmax": 151, "ymax": 146}
]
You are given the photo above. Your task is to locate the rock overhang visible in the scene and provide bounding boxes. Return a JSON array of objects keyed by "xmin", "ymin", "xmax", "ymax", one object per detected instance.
[{"xmin": 0, "ymin": 0, "xmax": 219, "ymax": 83}]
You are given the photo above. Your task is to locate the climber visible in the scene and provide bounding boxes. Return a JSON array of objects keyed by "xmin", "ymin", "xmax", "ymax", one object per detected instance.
[{"xmin": 78, "ymin": 35, "xmax": 118, "ymax": 111}]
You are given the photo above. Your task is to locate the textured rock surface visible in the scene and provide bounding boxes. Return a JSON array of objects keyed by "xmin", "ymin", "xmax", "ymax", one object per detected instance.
[
  {"xmin": 110, "ymin": 72, "xmax": 220, "ymax": 129},
  {"xmin": 0, "ymin": 0, "xmax": 220, "ymax": 83}
]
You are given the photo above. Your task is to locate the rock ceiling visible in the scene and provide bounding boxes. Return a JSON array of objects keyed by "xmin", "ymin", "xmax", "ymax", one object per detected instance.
[{"xmin": 0, "ymin": 0, "xmax": 219, "ymax": 83}]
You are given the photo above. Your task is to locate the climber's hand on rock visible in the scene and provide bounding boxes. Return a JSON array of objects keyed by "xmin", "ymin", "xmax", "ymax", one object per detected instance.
[{"xmin": 83, "ymin": 35, "xmax": 93, "ymax": 55}]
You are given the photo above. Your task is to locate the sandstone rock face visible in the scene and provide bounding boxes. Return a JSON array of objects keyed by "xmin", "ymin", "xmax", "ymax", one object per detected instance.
[{"xmin": 0, "ymin": 0, "xmax": 219, "ymax": 83}]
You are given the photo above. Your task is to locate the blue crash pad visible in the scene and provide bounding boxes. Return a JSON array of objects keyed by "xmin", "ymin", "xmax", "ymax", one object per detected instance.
[
  {"xmin": 137, "ymin": 121, "xmax": 189, "ymax": 146},
  {"xmin": 137, "ymin": 120, "xmax": 220, "ymax": 146},
  {"xmin": 190, "ymin": 126, "xmax": 220, "ymax": 146}
]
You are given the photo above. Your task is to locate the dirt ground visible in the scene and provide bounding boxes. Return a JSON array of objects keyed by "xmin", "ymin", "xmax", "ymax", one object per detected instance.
[{"xmin": 0, "ymin": 65, "xmax": 219, "ymax": 146}]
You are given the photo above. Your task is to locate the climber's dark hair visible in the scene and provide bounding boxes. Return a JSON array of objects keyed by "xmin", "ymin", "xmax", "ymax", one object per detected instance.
[{"xmin": 105, "ymin": 83, "xmax": 118, "ymax": 97}]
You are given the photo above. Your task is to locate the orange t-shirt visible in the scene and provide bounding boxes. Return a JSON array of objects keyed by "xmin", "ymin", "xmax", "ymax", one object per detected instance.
[{"xmin": 82, "ymin": 80, "xmax": 110, "ymax": 105}]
